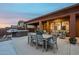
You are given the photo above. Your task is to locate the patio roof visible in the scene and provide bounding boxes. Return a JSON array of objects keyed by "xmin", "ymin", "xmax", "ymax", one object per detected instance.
[{"xmin": 25, "ymin": 3, "xmax": 79, "ymax": 24}]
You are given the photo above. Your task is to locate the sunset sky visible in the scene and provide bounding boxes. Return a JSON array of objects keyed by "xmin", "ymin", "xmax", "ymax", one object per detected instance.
[{"xmin": 0, "ymin": 3, "xmax": 75, "ymax": 28}]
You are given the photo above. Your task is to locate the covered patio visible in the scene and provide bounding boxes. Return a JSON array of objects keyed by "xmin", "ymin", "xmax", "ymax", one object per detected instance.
[{"xmin": 26, "ymin": 4, "xmax": 79, "ymax": 37}]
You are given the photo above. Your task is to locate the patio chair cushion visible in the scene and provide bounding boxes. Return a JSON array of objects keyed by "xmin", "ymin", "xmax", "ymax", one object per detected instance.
[
  {"xmin": 47, "ymin": 36, "xmax": 57, "ymax": 46},
  {"xmin": 36, "ymin": 35, "xmax": 43, "ymax": 45},
  {"xmin": 31, "ymin": 35, "xmax": 37, "ymax": 43}
]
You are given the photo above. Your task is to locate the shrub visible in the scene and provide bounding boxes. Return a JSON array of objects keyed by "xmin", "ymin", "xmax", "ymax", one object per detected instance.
[{"xmin": 69, "ymin": 37, "xmax": 77, "ymax": 44}]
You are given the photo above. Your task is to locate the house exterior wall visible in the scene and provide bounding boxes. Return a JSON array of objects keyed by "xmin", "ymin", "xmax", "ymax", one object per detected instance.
[
  {"xmin": 42, "ymin": 17, "xmax": 69, "ymax": 34},
  {"xmin": 76, "ymin": 16, "xmax": 79, "ymax": 37}
]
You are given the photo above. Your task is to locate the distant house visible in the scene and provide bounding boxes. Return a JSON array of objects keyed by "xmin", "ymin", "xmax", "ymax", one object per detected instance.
[
  {"xmin": 17, "ymin": 21, "xmax": 27, "ymax": 30},
  {"xmin": 11, "ymin": 25, "xmax": 17, "ymax": 29},
  {"xmin": 18, "ymin": 21, "xmax": 25, "ymax": 27}
]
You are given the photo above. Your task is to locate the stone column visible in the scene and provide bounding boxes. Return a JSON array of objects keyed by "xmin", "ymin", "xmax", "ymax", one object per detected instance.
[
  {"xmin": 46, "ymin": 21, "xmax": 50, "ymax": 33},
  {"xmin": 39, "ymin": 21, "xmax": 43, "ymax": 30},
  {"xmin": 69, "ymin": 13, "xmax": 76, "ymax": 37}
]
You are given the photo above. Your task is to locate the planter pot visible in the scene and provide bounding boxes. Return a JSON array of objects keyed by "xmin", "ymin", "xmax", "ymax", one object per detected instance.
[{"xmin": 69, "ymin": 37, "xmax": 77, "ymax": 44}]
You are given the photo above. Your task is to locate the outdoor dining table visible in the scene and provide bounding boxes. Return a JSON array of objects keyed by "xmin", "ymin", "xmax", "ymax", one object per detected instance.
[
  {"xmin": 29, "ymin": 32, "xmax": 52, "ymax": 38},
  {"xmin": 28, "ymin": 32, "xmax": 52, "ymax": 51},
  {"xmin": 42, "ymin": 34, "xmax": 52, "ymax": 51}
]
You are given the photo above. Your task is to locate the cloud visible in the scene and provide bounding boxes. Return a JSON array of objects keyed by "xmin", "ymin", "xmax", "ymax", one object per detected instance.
[
  {"xmin": 0, "ymin": 11, "xmax": 41, "ymax": 28},
  {"xmin": 0, "ymin": 11, "xmax": 41, "ymax": 25}
]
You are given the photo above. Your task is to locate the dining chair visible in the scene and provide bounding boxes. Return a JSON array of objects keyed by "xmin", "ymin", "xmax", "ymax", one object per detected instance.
[
  {"xmin": 47, "ymin": 35, "xmax": 58, "ymax": 50},
  {"xmin": 27, "ymin": 33, "xmax": 32, "ymax": 44},
  {"xmin": 0, "ymin": 34, "xmax": 12, "ymax": 42},
  {"xmin": 31, "ymin": 35, "xmax": 37, "ymax": 45},
  {"xmin": 59, "ymin": 31, "xmax": 66, "ymax": 39},
  {"xmin": 28, "ymin": 33, "xmax": 37, "ymax": 46},
  {"xmin": 6, "ymin": 34, "xmax": 12, "ymax": 40},
  {"xmin": 36, "ymin": 35, "xmax": 44, "ymax": 50}
]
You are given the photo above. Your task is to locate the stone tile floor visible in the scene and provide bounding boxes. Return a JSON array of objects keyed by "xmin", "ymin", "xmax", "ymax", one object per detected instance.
[
  {"xmin": 0, "ymin": 40, "xmax": 16, "ymax": 55},
  {"xmin": 0, "ymin": 36, "xmax": 79, "ymax": 55}
]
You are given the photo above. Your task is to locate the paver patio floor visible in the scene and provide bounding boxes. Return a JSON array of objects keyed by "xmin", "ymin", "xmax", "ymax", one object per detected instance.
[
  {"xmin": 0, "ymin": 36, "xmax": 79, "ymax": 55},
  {"xmin": 11, "ymin": 36, "xmax": 79, "ymax": 55},
  {"xmin": 0, "ymin": 40, "xmax": 16, "ymax": 55}
]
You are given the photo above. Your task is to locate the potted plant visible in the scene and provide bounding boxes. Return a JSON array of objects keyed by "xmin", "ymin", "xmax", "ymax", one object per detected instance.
[
  {"xmin": 69, "ymin": 37, "xmax": 77, "ymax": 44},
  {"xmin": 36, "ymin": 29, "xmax": 44, "ymax": 35},
  {"xmin": 58, "ymin": 30, "xmax": 66, "ymax": 39}
]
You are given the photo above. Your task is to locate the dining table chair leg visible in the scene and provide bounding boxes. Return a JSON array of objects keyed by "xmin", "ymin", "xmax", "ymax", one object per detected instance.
[
  {"xmin": 55, "ymin": 41, "xmax": 58, "ymax": 50},
  {"xmin": 28, "ymin": 37, "xmax": 29, "ymax": 44},
  {"xmin": 30, "ymin": 39, "xmax": 33, "ymax": 46},
  {"xmin": 36, "ymin": 41, "xmax": 38, "ymax": 49},
  {"xmin": 56, "ymin": 43, "xmax": 58, "ymax": 49},
  {"xmin": 42, "ymin": 40, "xmax": 45, "ymax": 52},
  {"xmin": 45, "ymin": 40, "xmax": 48, "ymax": 51}
]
